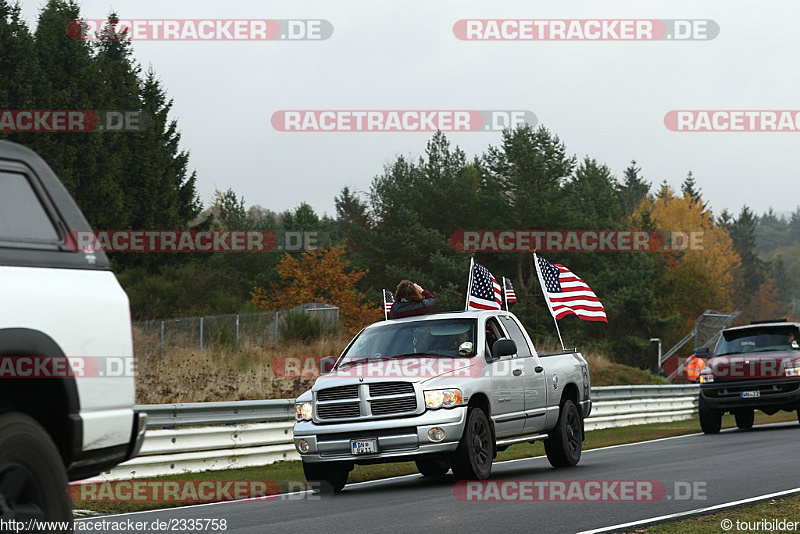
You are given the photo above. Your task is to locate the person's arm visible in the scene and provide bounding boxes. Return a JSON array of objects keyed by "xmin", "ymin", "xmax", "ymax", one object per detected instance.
[{"xmin": 389, "ymin": 290, "xmax": 436, "ymax": 318}]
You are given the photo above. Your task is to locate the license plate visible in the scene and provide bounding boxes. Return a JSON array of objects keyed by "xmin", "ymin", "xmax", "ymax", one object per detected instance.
[
  {"xmin": 351, "ymin": 439, "xmax": 378, "ymax": 455},
  {"xmin": 741, "ymin": 390, "xmax": 760, "ymax": 398}
]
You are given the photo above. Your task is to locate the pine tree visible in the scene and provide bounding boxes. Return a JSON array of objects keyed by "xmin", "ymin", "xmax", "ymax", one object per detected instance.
[{"xmin": 617, "ymin": 160, "xmax": 651, "ymax": 216}]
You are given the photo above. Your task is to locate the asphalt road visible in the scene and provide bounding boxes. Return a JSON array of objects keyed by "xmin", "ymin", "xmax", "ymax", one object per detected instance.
[{"xmin": 79, "ymin": 422, "xmax": 800, "ymax": 533}]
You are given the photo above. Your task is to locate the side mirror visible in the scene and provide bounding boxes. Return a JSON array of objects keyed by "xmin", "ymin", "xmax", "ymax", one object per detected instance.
[
  {"xmin": 693, "ymin": 347, "xmax": 710, "ymax": 358},
  {"xmin": 320, "ymin": 356, "xmax": 336, "ymax": 374},
  {"xmin": 491, "ymin": 339, "xmax": 517, "ymax": 360}
]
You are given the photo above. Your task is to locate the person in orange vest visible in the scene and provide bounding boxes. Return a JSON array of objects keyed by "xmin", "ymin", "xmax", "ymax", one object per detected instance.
[{"xmin": 685, "ymin": 355, "xmax": 707, "ymax": 382}]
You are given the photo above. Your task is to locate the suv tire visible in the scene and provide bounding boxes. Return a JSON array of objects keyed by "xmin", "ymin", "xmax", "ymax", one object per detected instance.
[{"xmin": 545, "ymin": 400, "xmax": 582, "ymax": 468}]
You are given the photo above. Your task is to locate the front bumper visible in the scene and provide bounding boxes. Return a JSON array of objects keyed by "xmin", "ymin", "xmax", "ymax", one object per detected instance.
[
  {"xmin": 293, "ymin": 406, "xmax": 467, "ymax": 463},
  {"xmin": 700, "ymin": 378, "xmax": 800, "ymax": 411}
]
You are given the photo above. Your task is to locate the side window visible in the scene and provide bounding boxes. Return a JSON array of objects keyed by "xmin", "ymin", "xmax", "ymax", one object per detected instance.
[
  {"xmin": 485, "ymin": 317, "xmax": 507, "ymax": 357},
  {"xmin": 0, "ymin": 171, "xmax": 59, "ymax": 243},
  {"xmin": 501, "ymin": 316, "xmax": 533, "ymax": 357}
]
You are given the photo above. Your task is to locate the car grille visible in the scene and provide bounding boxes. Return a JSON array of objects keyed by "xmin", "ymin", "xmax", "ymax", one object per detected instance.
[
  {"xmin": 314, "ymin": 382, "xmax": 418, "ymax": 421},
  {"xmin": 369, "ymin": 382, "xmax": 415, "ymax": 397},
  {"xmin": 704, "ymin": 381, "xmax": 800, "ymax": 397},
  {"xmin": 317, "ymin": 385, "xmax": 359, "ymax": 401},
  {"xmin": 317, "ymin": 402, "xmax": 361, "ymax": 419},
  {"xmin": 370, "ymin": 396, "xmax": 417, "ymax": 415}
]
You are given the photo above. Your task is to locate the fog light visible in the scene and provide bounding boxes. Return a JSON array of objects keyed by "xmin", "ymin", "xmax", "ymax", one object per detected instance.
[
  {"xmin": 428, "ymin": 427, "xmax": 445, "ymax": 442},
  {"xmin": 298, "ymin": 439, "xmax": 310, "ymax": 453}
]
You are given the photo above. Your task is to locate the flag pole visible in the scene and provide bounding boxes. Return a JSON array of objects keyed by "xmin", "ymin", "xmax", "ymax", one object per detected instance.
[
  {"xmin": 464, "ymin": 257, "xmax": 474, "ymax": 311},
  {"xmin": 383, "ymin": 289, "xmax": 388, "ymax": 321},
  {"xmin": 533, "ymin": 252, "xmax": 566, "ymax": 352},
  {"xmin": 504, "ymin": 278, "xmax": 509, "ymax": 312}
]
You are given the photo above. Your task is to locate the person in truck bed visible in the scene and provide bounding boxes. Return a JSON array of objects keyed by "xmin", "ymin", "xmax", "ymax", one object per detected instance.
[{"xmin": 388, "ymin": 280, "xmax": 436, "ymax": 319}]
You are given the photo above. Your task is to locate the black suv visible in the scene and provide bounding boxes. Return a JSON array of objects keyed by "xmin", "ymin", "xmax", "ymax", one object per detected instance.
[{"xmin": 696, "ymin": 320, "xmax": 800, "ymax": 433}]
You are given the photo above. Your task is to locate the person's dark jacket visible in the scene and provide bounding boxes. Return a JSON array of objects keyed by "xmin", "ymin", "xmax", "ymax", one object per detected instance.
[{"xmin": 389, "ymin": 290, "xmax": 436, "ymax": 319}]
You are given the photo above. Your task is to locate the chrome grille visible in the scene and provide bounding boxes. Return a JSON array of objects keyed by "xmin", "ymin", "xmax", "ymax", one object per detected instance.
[
  {"xmin": 317, "ymin": 402, "xmax": 360, "ymax": 419},
  {"xmin": 369, "ymin": 382, "xmax": 415, "ymax": 397},
  {"xmin": 370, "ymin": 396, "xmax": 417, "ymax": 416},
  {"xmin": 317, "ymin": 385, "xmax": 359, "ymax": 401}
]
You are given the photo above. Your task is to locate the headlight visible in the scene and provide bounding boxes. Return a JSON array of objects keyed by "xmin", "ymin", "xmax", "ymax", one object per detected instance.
[
  {"xmin": 785, "ymin": 359, "xmax": 800, "ymax": 377},
  {"xmin": 424, "ymin": 388, "xmax": 463, "ymax": 409},
  {"xmin": 698, "ymin": 370, "xmax": 714, "ymax": 384},
  {"xmin": 295, "ymin": 402, "xmax": 313, "ymax": 421}
]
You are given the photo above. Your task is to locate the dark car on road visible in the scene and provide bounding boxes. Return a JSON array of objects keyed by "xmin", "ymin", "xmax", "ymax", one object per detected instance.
[{"xmin": 696, "ymin": 320, "xmax": 800, "ymax": 433}]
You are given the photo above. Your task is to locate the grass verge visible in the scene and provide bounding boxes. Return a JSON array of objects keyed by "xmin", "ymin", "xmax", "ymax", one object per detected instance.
[
  {"xmin": 74, "ymin": 411, "xmax": 798, "ymax": 515},
  {"xmin": 632, "ymin": 492, "xmax": 800, "ymax": 533}
]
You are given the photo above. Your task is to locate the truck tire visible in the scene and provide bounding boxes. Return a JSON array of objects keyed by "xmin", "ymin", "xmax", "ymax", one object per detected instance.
[
  {"xmin": 415, "ymin": 455, "xmax": 450, "ymax": 478},
  {"xmin": 451, "ymin": 407, "xmax": 493, "ymax": 480},
  {"xmin": 734, "ymin": 409, "xmax": 754, "ymax": 429},
  {"xmin": 0, "ymin": 412, "xmax": 73, "ymax": 529},
  {"xmin": 698, "ymin": 395, "xmax": 722, "ymax": 434},
  {"xmin": 545, "ymin": 400, "xmax": 582, "ymax": 468},
  {"xmin": 302, "ymin": 461, "xmax": 350, "ymax": 494}
]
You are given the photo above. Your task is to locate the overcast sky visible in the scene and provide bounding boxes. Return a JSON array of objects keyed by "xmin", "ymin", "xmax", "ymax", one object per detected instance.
[{"xmin": 18, "ymin": 0, "xmax": 800, "ymax": 219}]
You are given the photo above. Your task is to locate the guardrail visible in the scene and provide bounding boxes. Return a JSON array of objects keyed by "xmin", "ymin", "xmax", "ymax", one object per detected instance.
[{"xmin": 96, "ymin": 385, "xmax": 699, "ymax": 481}]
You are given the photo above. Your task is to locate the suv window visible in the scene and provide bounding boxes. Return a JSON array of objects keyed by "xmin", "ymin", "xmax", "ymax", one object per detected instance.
[
  {"xmin": 0, "ymin": 171, "xmax": 59, "ymax": 242},
  {"xmin": 485, "ymin": 317, "xmax": 508, "ymax": 357},
  {"xmin": 500, "ymin": 316, "xmax": 533, "ymax": 357}
]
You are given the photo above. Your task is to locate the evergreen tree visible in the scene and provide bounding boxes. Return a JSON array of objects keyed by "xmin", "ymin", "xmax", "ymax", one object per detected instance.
[{"xmin": 617, "ymin": 160, "xmax": 650, "ymax": 216}]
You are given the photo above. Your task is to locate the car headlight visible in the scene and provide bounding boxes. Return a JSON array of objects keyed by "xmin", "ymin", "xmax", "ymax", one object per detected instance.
[
  {"xmin": 698, "ymin": 369, "xmax": 714, "ymax": 383},
  {"xmin": 785, "ymin": 359, "xmax": 800, "ymax": 377},
  {"xmin": 424, "ymin": 388, "xmax": 463, "ymax": 409},
  {"xmin": 295, "ymin": 402, "xmax": 313, "ymax": 421}
]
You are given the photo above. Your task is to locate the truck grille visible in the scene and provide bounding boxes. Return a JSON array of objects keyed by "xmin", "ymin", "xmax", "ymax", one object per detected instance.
[
  {"xmin": 317, "ymin": 385, "xmax": 359, "ymax": 401},
  {"xmin": 314, "ymin": 382, "xmax": 418, "ymax": 421},
  {"xmin": 369, "ymin": 382, "xmax": 415, "ymax": 397},
  {"xmin": 370, "ymin": 396, "xmax": 417, "ymax": 415},
  {"xmin": 317, "ymin": 402, "xmax": 360, "ymax": 419}
]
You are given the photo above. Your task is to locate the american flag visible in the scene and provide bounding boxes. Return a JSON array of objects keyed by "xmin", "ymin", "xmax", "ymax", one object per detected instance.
[
  {"xmin": 467, "ymin": 261, "xmax": 503, "ymax": 311},
  {"xmin": 503, "ymin": 277, "xmax": 517, "ymax": 304},
  {"xmin": 383, "ymin": 289, "xmax": 394, "ymax": 315},
  {"xmin": 534, "ymin": 254, "xmax": 607, "ymax": 322}
]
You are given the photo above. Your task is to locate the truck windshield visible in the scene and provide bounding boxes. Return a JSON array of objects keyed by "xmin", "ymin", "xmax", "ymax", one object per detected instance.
[
  {"xmin": 714, "ymin": 325, "xmax": 800, "ymax": 356},
  {"xmin": 339, "ymin": 318, "xmax": 478, "ymax": 366}
]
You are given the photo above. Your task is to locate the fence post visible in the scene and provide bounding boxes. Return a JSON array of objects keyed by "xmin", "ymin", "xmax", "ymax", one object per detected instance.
[
  {"xmin": 235, "ymin": 314, "xmax": 240, "ymax": 346},
  {"xmin": 200, "ymin": 316, "xmax": 204, "ymax": 351},
  {"xmin": 159, "ymin": 321, "xmax": 165, "ymax": 357}
]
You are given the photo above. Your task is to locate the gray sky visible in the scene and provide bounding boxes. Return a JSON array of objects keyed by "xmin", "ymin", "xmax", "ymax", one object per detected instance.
[{"xmin": 19, "ymin": 0, "xmax": 800, "ymax": 219}]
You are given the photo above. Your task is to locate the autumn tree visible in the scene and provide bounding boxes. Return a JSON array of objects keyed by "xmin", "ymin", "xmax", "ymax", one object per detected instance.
[
  {"xmin": 251, "ymin": 246, "xmax": 381, "ymax": 333},
  {"xmin": 632, "ymin": 190, "xmax": 740, "ymax": 341}
]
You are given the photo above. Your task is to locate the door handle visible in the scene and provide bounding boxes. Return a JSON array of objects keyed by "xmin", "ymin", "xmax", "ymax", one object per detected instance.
[
  {"xmin": 513, "ymin": 369, "xmax": 522, "ymax": 376},
  {"xmin": 535, "ymin": 366, "xmax": 544, "ymax": 373}
]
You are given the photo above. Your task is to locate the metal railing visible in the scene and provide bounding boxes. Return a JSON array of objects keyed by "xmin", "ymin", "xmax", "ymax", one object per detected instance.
[{"xmin": 89, "ymin": 385, "xmax": 700, "ymax": 482}]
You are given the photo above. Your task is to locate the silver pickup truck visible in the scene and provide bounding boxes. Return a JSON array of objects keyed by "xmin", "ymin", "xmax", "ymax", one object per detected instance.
[{"xmin": 293, "ymin": 310, "xmax": 591, "ymax": 492}]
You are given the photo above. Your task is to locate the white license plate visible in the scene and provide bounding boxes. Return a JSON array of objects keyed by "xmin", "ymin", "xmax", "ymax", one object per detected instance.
[
  {"xmin": 741, "ymin": 390, "xmax": 760, "ymax": 398},
  {"xmin": 351, "ymin": 439, "xmax": 378, "ymax": 455}
]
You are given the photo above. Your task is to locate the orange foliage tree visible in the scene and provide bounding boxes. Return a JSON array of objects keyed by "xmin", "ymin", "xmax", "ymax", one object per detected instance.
[
  {"xmin": 632, "ymin": 189, "xmax": 740, "ymax": 339},
  {"xmin": 251, "ymin": 246, "xmax": 381, "ymax": 334}
]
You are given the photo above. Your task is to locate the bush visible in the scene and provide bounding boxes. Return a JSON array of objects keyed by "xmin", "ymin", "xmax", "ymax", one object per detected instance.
[{"xmin": 279, "ymin": 310, "xmax": 330, "ymax": 343}]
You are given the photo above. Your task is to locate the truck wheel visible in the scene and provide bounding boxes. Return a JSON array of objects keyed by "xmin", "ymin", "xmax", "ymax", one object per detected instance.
[
  {"xmin": 302, "ymin": 461, "xmax": 350, "ymax": 494},
  {"xmin": 451, "ymin": 407, "xmax": 493, "ymax": 480},
  {"xmin": 545, "ymin": 400, "xmax": 582, "ymax": 468},
  {"xmin": 698, "ymin": 396, "xmax": 722, "ymax": 434},
  {"xmin": 734, "ymin": 409, "xmax": 754, "ymax": 429},
  {"xmin": 415, "ymin": 455, "xmax": 450, "ymax": 478},
  {"xmin": 0, "ymin": 413, "xmax": 72, "ymax": 528}
]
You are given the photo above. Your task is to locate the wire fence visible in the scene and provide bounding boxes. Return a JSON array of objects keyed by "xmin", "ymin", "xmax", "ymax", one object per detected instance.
[{"xmin": 134, "ymin": 303, "xmax": 339, "ymax": 353}]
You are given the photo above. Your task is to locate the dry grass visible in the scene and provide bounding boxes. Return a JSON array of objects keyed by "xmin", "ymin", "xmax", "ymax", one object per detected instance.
[
  {"xmin": 134, "ymin": 328, "xmax": 348, "ymax": 404},
  {"xmin": 134, "ymin": 330, "xmax": 666, "ymax": 404}
]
